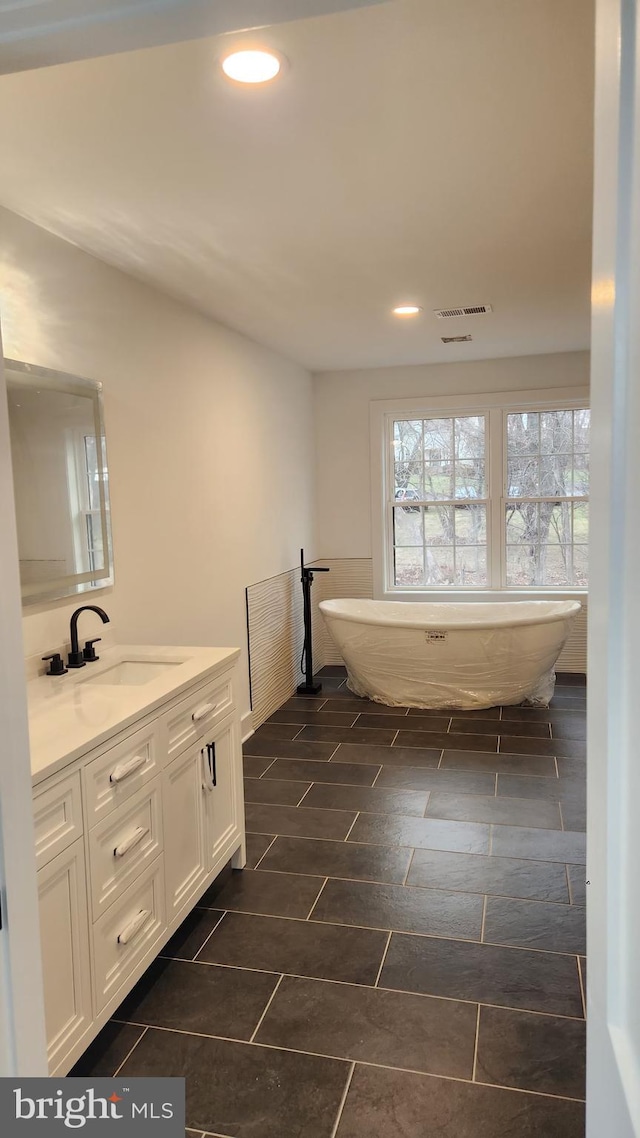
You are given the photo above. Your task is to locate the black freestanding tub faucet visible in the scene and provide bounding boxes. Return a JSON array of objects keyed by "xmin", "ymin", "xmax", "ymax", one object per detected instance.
[
  {"xmin": 67, "ymin": 604, "xmax": 110, "ymax": 668},
  {"xmin": 297, "ymin": 549, "xmax": 330, "ymax": 695}
]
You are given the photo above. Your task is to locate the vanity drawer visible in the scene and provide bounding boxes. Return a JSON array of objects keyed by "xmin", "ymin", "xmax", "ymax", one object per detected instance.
[
  {"xmin": 33, "ymin": 772, "xmax": 83, "ymax": 868},
  {"xmin": 83, "ymin": 723, "xmax": 160, "ymax": 825},
  {"xmin": 92, "ymin": 856, "xmax": 165, "ymax": 1015},
  {"xmin": 88, "ymin": 778, "xmax": 164, "ymax": 919},
  {"xmin": 162, "ymin": 674, "xmax": 233, "ymax": 762}
]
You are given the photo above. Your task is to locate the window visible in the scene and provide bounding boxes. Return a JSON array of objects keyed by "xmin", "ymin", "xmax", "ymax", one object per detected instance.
[
  {"xmin": 381, "ymin": 394, "xmax": 589, "ymax": 592},
  {"xmin": 67, "ymin": 430, "xmax": 109, "ymax": 576},
  {"xmin": 393, "ymin": 415, "xmax": 488, "ymax": 586},
  {"xmin": 81, "ymin": 434, "xmax": 106, "ymax": 573},
  {"xmin": 505, "ymin": 409, "xmax": 589, "ymax": 587}
]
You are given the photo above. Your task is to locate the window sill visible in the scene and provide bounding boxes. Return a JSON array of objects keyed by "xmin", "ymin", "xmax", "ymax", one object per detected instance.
[{"xmin": 383, "ymin": 588, "xmax": 588, "ymax": 602}]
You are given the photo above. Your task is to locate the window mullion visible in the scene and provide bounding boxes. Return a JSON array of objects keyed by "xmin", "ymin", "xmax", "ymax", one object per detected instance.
[{"xmin": 488, "ymin": 409, "xmax": 504, "ymax": 588}]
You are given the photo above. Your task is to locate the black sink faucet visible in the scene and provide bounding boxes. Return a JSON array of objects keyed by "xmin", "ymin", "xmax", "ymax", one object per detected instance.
[{"xmin": 67, "ymin": 605, "xmax": 110, "ymax": 669}]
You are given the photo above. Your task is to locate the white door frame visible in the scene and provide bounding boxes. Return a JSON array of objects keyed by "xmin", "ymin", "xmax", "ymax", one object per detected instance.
[
  {"xmin": 588, "ymin": 0, "xmax": 640, "ymax": 1133},
  {"xmin": 0, "ymin": 0, "xmax": 638, "ymax": 1112},
  {"xmin": 0, "ymin": 340, "xmax": 47, "ymax": 1073}
]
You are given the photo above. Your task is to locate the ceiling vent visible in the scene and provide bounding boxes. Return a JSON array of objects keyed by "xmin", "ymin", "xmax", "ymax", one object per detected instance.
[
  {"xmin": 434, "ymin": 304, "xmax": 492, "ymax": 319},
  {"xmin": 441, "ymin": 334, "xmax": 472, "ymax": 344}
]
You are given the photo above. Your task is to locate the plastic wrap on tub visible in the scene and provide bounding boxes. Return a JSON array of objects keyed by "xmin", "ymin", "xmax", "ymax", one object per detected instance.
[{"xmin": 321, "ymin": 608, "xmax": 577, "ymax": 710}]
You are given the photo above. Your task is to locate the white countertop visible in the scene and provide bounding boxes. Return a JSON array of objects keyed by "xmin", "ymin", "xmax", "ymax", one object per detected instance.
[{"xmin": 27, "ymin": 644, "xmax": 240, "ymax": 786}]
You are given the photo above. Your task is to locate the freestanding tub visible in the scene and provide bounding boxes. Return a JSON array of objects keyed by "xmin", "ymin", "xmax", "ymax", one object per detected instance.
[{"xmin": 319, "ymin": 598, "xmax": 582, "ymax": 709}]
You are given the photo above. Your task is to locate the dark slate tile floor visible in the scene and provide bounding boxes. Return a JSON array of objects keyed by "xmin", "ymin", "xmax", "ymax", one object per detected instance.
[{"xmin": 72, "ymin": 666, "xmax": 587, "ymax": 1137}]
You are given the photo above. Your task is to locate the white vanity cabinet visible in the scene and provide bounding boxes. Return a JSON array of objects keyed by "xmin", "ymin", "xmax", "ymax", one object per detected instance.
[
  {"xmin": 36, "ymin": 837, "xmax": 93, "ymax": 1074},
  {"xmin": 201, "ymin": 714, "xmax": 241, "ymax": 869},
  {"xmin": 29, "ymin": 647, "xmax": 245, "ymax": 1076},
  {"xmin": 163, "ymin": 742, "xmax": 209, "ymax": 920}
]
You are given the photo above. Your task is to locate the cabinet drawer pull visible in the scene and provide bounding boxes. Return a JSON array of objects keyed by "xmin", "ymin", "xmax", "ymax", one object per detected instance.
[
  {"xmin": 192, "ymin": 702, "xmax": 216, "ymax": 723},
  {"xmin": 113, "ymin": 826, "xmax": 149, "ymax": 859},
  {"xmin": 109, "ymin": 754, "xmax": 147, "ymax": 783},
  {"xmin": 117, "ymin": 908, "xmax": 151, "ymax": 945}
]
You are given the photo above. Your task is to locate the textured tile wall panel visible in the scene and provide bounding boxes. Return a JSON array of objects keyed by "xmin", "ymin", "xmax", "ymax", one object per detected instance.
[
  {"xmin": 556, "ymin": 603, "xmax": 588, "ymax": 674},
  {"xmin": 246, "ymin": 568, "xmax": 304, "ymax": 730}
]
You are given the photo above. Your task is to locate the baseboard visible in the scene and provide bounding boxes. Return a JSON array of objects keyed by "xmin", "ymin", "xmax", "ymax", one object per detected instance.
[{"xmin": 241, "ymin": 710, "xmax": 254, "ymax": 743}]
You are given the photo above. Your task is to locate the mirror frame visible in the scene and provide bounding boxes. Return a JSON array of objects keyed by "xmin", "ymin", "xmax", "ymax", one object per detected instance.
[{"xmin": 5, "ymin": 358, "xmax": 114, "ymax": 607}]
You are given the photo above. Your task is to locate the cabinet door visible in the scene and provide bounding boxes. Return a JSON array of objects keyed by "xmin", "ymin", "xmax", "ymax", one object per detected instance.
[
  {"xmin": 37, "ymin": 838, "xmax": 92, "ymax": 1074},
  {"xmin": 163, "ymin": 743, "xmax": 208, "ymax": 921},
  {"xmin": 202, "ymin": 714, "xmax": 243, "ymax": 871}
]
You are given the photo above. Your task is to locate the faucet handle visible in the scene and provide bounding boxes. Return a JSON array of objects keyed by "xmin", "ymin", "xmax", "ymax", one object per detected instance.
[
  {"xmin": 83, "ymin": 638, "xmax": 102, "ymax": 662},
  {"xmin": 42, "ymin": 653, "xmax": 68, "ymax": 677}
]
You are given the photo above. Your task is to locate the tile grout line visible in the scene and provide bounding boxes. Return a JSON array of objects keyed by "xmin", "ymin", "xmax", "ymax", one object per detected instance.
[
  {"xmin": 390, "ymin": 730, "xmax": 400, "ymax": 746},
  {"xmin": 565, "ymin": 863, "xmax": 573, "ymax": 905},
  {"xmin": 192, "ymin": 911, "xmax": 228, "ymax": 962},
  {"xmin": 306, "ymin": 876, "xmax": 329, "ymax": 920},
  {"xmin": 558, "ymin": 800, "xmax": 566, "ymax": 832},
  {"xmin": 252, "ymin": 784, "xmax": 579, "ymax": 820},
  {"xmin": 256, "ymin": 758, "xmax": 279, "ymax": 779},
  {"xmin": 373, "ymin": 931, "xmax": 393, "ymax": 987},
  {"xmin": 252, "ymin": 835, "xmax": 279, "ymax": 870},
  {"xmin": 295, "ymin": 784, "xmax": 315, "ymax": 807},
  {"xmin": 578, "ymin": 956, "xmax": 587, "ymax": 1016},
  {"xmin": 471, "ymin": 1004, "xmax": 482, "ymax": 1082},
  {"xmin": 244, "ymin": 825, "xmax": 585, "ymax": 863},
  {"xmin": 255, "ymin": 766, "xmax": 568, "ymax": 796},
  {"xmin": 113, "ymin": 968, "xmax": 586, "ymax": 1021},
  {"xmin": 214, "ymin": 866, "xmax": 583, "ymax": 904},
  {"xmin": 493, "ymin": 772, "xmax": 498, "ymax": 798},
  {"xmin": 343, "ymin": 813, "xmax": 360, "ymax": 842},
  {"xmin": 402, "ymin": 848, "xmax": 416, "ymax": 885},
  {"xmin": 113, "ymin": 1025, "xmax": 149, "ymax": 1077},
  {"xmin": 199, "ymin": 901, "xmax": 584, "ymax": 956},
  {"xmin": 480, "ymin": 894, "xmax": 488, "ymax": 942},
  {"xmin": 329, "ymin": 1062, "xmax": 356, "ymax": 1138},
  {"xmin": 248, "ymin": 973, "xmax": 285, "ymax": 1043},
  {"xmin": 113, "ymin": 1021, "xmax": 586, "ymax": 1102}
]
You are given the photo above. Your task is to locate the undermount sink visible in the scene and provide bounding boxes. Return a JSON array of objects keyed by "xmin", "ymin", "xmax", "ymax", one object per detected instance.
[{"xmin": 84, "ymin": 659, "xmax": 184, "ymax": 686}]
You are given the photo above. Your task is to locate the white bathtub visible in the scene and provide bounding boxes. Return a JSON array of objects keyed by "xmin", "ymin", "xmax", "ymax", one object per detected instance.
[{"xmin": 319, "ymin": 598, "xmax": 582, "ymax": 709}]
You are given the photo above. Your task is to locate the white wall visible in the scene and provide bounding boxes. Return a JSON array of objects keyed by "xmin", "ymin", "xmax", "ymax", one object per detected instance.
[
  {"xmin": 0, "ymin": 207, "xmax": 315, "ymax": 720},
  {"xmin": 313, "ymin": 351, "xmax": 590, "ymax": 557}
]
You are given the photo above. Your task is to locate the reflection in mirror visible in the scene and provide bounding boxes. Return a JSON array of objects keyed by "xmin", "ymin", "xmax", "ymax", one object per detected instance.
[{"xmin": 5, "ymin": 359, "xmax": 113, "ymax": 606}]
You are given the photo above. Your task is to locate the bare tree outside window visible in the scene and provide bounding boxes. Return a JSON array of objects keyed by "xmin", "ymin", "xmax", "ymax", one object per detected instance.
[
  {"xmin": 505, "ymin": 409, "xmax": 589, "ymax": 586},
  {"xmin": 392, "ymin": 415, "xmax": 487, "ymax": 586}
]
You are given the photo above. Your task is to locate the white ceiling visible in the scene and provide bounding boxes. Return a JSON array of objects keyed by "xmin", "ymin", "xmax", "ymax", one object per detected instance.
[
  {"xmin": 0, "ymin": 0, "xmax": 385, "ymax": 74},
  {"xmin": 0, "ymin": 0, "xmax": 594, "ymax": 371}
]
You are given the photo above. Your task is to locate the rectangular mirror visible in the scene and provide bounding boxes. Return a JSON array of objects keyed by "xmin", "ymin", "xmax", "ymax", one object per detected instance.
[{"xmin": 5, "ymin": 358, "xmax": 113, "ymax": 606}]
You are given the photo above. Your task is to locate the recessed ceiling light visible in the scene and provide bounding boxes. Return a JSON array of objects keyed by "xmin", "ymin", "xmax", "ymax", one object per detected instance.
[
  {"xmin": 393, "ymin": 305, "xmax": 423, "ymax": 317},
  {"xmin": 221, "ymin": 49, "xmax": 282, "ymax": 84}
]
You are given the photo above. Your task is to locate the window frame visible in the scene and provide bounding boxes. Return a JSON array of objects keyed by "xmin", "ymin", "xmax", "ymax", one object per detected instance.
[
  {"xmin": 66, "ymin": 426, "xmax": 110, "ymax": 578},
  {"xmin": 371, "ymin": 387, "xmax": 590, "ymax": 600}
]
